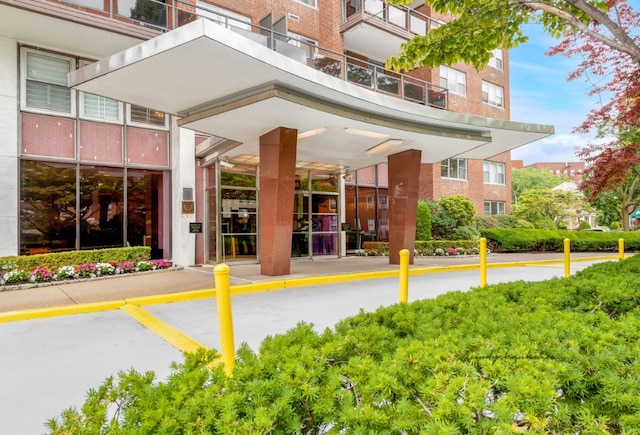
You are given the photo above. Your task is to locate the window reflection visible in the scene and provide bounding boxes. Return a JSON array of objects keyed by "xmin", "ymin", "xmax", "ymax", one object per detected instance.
[
  {"xmin": 79, "ymin": 166, "xmax": 124, "ymax": 249},
  {"xmin": 20, "ymin": 161, "xmax": 77, "ymax": 254}
]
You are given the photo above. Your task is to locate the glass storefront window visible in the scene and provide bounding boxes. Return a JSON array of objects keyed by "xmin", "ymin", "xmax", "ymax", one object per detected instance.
[
  {"xmin": 127, "ymin": 170, "xmax": 164, "ymax": 258},
  {"xmin": 20, "ymin": 161, "xmax": 77, "ymax": 254},
  {"xmin": 79, "ymin": 166, "xmax": 124, "ymax": 249}
]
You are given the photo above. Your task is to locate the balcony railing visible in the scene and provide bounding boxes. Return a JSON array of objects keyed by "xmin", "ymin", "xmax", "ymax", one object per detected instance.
[
  {"xmin": 342, "ymin": 0, "xmax": 441, "ymax": 35},
  {"xmin": 58, "ymin": 0, "xmax": 448, "ymax": 109}
]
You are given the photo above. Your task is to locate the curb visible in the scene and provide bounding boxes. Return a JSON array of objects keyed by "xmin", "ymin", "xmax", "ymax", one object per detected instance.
[{"xmin": 0, "ymin": 255, "xmax": 621, "ymax": 323}]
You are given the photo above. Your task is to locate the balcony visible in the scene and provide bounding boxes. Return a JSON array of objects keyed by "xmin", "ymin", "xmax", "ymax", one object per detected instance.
[
  {"xmin": 341, "ymin": 0, "xmax": 441, "ymax": 61},
  {"xmin": 25, "ymin": 0, "xmax": 447, "ymax": 109}
]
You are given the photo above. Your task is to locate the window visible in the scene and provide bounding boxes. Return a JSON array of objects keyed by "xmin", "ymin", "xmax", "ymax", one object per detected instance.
[
  {"xmin": 79, "ymin": 61, "xmax": 122, "ymax": 123},
  {"xmin": 439, "ymin": 66, "xmax": 466, "ymax": 96},
  {"xmin": 295, "ymin": 0, "xmax": 317, "ymax": 7},
  {"xmin": 484, "ymin": 201, "xmax": 506, "ymax": 215},
  {"xmin": 22, "ymin": 49, "xmax": 74, "ymax": 114},
  {"xmin": 441, "ymin": 158, "xmax": 467, "ymax": 180},
  {"xmin": 128, "ymin": 105, "xmax": 168, "ymax": 129},
  {"xmin": 488, "ymin": 48, "xmax": 503, "ymax": 70},
  {"xmin": 483, "ymin": 161, "xmax": 505, "ymax": 184},
  {"xmin": 482, "ymin": 81, "xmax": 504, "ymax": 108}
]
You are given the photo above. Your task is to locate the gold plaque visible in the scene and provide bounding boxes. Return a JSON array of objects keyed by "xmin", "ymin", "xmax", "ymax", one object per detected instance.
[{"xmin": 182, "ymin": 201, "xmax": 195, "ymax": 214}]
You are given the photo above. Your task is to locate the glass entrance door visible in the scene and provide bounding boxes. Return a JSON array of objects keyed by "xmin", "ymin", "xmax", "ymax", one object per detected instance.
[{"xmin": 292, "ymin": 170, "xmax": 339, "ymax": 258}]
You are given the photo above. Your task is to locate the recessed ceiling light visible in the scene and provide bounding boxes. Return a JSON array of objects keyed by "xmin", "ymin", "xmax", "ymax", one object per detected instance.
[{"xmin": 344, "ymin": 128, "xmax": 389, "ymax": 139}]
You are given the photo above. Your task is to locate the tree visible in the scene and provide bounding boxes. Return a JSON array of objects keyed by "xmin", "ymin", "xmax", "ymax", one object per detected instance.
[
  {"xmin": 511, "ymin": 188, "xmax": 583, "ymax": 227},
  {"xmin": 415, "ymin": 200, "xmax": 432, "ymax": 240},
  {"xmin": 386, "ymin": 0, "xmax": 640, "ymax": 71},
  {"xmin": 512, "ymin": 167, "xmax": 567, "ymax": 204},
  {"xmin": 578, "ymin": 125, "xmax": 640, "ymax": 230}
]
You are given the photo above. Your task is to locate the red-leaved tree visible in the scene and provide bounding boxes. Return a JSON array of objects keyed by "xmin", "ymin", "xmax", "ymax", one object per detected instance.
[{"xmin": 548, "ymin": 1, "xmax": 640, "ymax": 203}]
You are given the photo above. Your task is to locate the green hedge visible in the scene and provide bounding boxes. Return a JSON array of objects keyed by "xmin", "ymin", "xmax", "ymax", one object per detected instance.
[
  {"xmin": 480, "ymin": 228, "xmax": 640, "ymax": 252},
  {"xmin": 48, "ymin": 254, "xmax": 640, "ymax": 433},
  {"xmin": 362, "ymin": 240, "xmax": 477, "ymax": 256},
  {"xmin": 0, "ymin": 247, "xmax": 151, "ymax": 271}
]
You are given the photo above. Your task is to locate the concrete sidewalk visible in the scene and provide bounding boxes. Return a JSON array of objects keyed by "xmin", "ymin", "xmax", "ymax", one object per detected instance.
[{"xmin": 0, "ymin": 251, "xmax": 615, "ymax": 313}]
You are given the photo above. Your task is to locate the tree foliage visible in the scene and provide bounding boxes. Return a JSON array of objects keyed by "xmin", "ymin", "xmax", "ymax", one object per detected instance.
[
  {"xmin": 48, "ymin": 256, "xmax": 640, "ymax": 433},
  {"xmin": 386, "ymin": 0, "xmax": 640, "ymax": 71},
  {"xmin": 415, "ymin": 200, "xmax": 432, "ymax": 240},
  {"xmin": 512, "ymin": 167, "xmax": 567, "ymax": 204},
  {"xmin": 511, "ymin": 188, "xmax": 583, "ymax": 227}
]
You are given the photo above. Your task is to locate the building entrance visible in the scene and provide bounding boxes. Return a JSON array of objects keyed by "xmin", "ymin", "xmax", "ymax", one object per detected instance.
[{"xmin": 292, "ymin": 171, "xmax": 339, "ymax": 258}]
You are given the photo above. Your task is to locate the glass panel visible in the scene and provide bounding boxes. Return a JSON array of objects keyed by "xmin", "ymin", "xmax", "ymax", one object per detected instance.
[
  {"xmin": 222, "ymin": 234, "xmax": 257, "ymax": 259},
  {"xmin": 20, "ymin": 161, "xmax": 77, "ymax": 254},
  {"xmin": 364, "ymin": 0, "xmax": 383, "ymax": 15},
  {"xmin": 377, "ymin": 163, "xmax": 388, "ymax": 186},
  {"xmin": 387, "ymin": 5, "xmax": 405, "ymax": 28},
  {"xmin": 377, "ymin": 187, "xmax": 389, "ymax": 241},
  {"xmin": 312, "ymin": 233, "xmax": 337, "ymax": 255},
  {"xmin": 409, "ymin": 14, "xmax": 426, "ymax": 34},
  {"xmin": 310, "ymin": 173, "xmax": 338, "ymax": 192},
  {"xmin": 376, "ymin": 71, "xmax": 399, "ymax": 95},
  {"xmin": 220, "ymin": 170, "xmax": 257, "ymax": 187},
  {"xmin": 292, "ymin": 192, "xmax": 310, "ymax": 258},
  {"xmin": 313, "ymin": 55, "xmax": 342, "ymax": 78},
  {"xmin": 127, "ymin": 170, "xmax": 164, "ymax": 258},
  {"xmin": 220, "ymin": 188, "xmax": 257, "ymax": 260},
  {"xmin": 404, "ymin": 81, "xmax": 425, "ymax": 103},
  {"xmin": 79, "ymin": 167, "xmax": 124, "ymax": 249},
  {"xmin": 129, "ymin": 0, "xmax": 167, "ymax": 28},
  {"xmin": 346, "ymin": 63, "xmax": 373, "ymax": 88},
  {"xmin": 295, "ymin": 171, "xmax": 309, "ymax": 190},
  {"xmin": 344, "ymin": 185, "xmax": 358, "ymax": 252},
  {"xmin": 208, "ymin": 188, "xmax": 217, "ymax": 261},
  {"xmin": 356, "ymin": 165, "xmax": 376, "ymax": 185}
]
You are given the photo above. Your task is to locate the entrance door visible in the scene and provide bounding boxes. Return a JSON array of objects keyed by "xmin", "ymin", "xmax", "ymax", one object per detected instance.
[
  {"xmin": 291, "ymin": 170, "xmax": 339, "ymax": 258},
  {"xmin": 217, "ymin": 167, "xmax": 258, "ymax": 262}
]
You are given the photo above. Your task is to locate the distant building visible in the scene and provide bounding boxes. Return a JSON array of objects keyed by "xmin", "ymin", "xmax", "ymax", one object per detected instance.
[{"xmin": 552, "ymin": 181, "xmax": 596, "ymax": 230}]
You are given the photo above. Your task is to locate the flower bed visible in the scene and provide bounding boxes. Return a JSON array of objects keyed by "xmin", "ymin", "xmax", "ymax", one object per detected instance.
[{"xmin": 0, "ymin": 259, "xmax": 173, "ymax": 287}]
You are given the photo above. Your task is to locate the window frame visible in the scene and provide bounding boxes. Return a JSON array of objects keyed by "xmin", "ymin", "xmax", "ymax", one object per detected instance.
[
  {"xmin": 20, "ymin": 48, "xmax": 76, "ymax": 117},
  {"xmin": 78, "ymin": 60, "xmax": 123, "ymax": 124},
  {"xmin": 482, "ymin": 81, "xmax": 504, "ymax": 108},
  {"xmin": 488, "ymin": 48, "xmax": 503, "ymax": 70},
  {"xmin": 483, "ymin": 161, "xmax": 506, "ymax": 185},
  {"xmin": 484, "ymin": 201, "xmax": 506, "ymax": 215},
  {"xmin": 126, "ymin": 104, "xmax": 169, "ymax": 130},
  {"xmin": 439, "ymin": 66, "xmax": 466, "ymax": 96},
  {"xmin": 441, "ymin": 158, "xmax": 468, "ymax": 180}
]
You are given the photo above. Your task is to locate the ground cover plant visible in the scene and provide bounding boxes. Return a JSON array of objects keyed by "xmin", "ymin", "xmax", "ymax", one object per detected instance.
[
  {"xmin": 47, "ymin": 255, "xmax": 640, "ymax": 433},
  {"xmin": 0, "ymin": 247, "xmax": 172, "ymax": 287}
]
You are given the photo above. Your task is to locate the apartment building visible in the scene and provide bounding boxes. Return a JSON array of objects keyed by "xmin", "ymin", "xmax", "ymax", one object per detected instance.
[{"xmin": 0, "ymin": 0, "xmax": 552, "ymax": 274}]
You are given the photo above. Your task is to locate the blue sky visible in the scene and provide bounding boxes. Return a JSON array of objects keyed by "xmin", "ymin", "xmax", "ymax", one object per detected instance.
[{"xmin": 509, "ymin": 24, "xmax": 601, "ymax": 165}]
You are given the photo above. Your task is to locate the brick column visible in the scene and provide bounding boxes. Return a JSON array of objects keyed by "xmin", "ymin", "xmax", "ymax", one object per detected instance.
[
  {"xmin": 259, "ymin": 127, "xmax": 298, "ymax": 276},
  {"xmin": 388, "ymin": 149, "xmax": 422, "ymax": 264}
]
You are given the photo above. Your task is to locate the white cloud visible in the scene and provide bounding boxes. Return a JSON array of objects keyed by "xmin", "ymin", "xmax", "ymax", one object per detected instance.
[{"xmin": 512, "ymin": 133, "xmax": 593, "ymax": 165}]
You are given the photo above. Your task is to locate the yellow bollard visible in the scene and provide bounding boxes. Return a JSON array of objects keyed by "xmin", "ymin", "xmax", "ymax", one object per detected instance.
[
  {"xmin": 399, "ymin": 249, "xmax": 410, "ymax": 303},
  {"xmin": 564, "ymin": 238, "xmax": 570, "ymax": 278},
  {"xmin": 214, "ymin": 263, "xmax": 235, "ymax": 376},
  {"xmin": 479, "ymin": 237, "xmax": 487, "ymax": 287},
  {"xmin": 619, "ymin": 238, "xmax": 625, "ymax": 261}
]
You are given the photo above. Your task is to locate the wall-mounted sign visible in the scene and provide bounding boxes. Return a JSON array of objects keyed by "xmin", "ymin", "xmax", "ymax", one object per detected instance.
[{"xmin": 189, "ymin": 222, "xmax": 203, "ymax": 234}]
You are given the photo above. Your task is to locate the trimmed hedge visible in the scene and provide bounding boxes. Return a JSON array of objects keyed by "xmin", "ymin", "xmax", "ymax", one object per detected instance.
[
  {"xmin": 362, "ymin": 240, "xmax": 477, "ymax": 256},
  {"xmin": 48, "ymin": 255, "xmax": 640, "ymax": 433},
  {"xmin": 0, "ymin": 247, "xmax": 151, "ymax": 271},
  {"xmin": 480, "ymin": 228, "xmax": 640, "ymax": 252}
]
